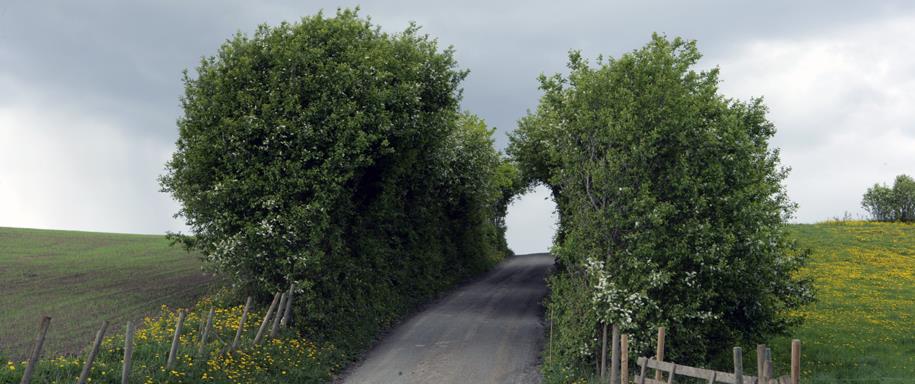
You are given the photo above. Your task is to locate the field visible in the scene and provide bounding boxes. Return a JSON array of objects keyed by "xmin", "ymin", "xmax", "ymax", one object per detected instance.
[
  {"xmin": 771, "ymin": 222, "xmax": 915, "ymax": 382},
  {"xmin": 2, "ymin": 222, "xmax": 913, "ymax": 383},
  {"xmin": 0, "ymin": 227, "xmax": 214, "ymax": 360}
]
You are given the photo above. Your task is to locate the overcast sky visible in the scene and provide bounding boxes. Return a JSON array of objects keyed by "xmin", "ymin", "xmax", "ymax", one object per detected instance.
[{"xmin": 2, "ymin": 1, "xmax": 914, "ymax": 254}]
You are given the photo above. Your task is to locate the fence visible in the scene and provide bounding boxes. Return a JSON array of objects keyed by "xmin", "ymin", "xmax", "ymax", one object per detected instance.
[
  {"xmin": 587, "ymin": 323, "xmax": 801, "ymax": 384},
  {"xmin": 11, "ymin": 284, "xmax": 295, "ymax": 384}
]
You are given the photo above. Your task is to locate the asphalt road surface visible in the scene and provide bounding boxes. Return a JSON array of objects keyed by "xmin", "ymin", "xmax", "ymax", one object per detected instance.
[{"xmin": 341, "ymin": 253, "xmax": 554, "ymax": 384}]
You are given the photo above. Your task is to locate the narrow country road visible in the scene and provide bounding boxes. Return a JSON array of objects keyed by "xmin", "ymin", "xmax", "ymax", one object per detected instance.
[{"xmin": 342, "ymin": 253, "xmax": 554, "ymax": 384}]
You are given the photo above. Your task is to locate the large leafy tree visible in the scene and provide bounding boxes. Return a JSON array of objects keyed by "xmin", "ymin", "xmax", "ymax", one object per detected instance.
[
  {"xmin": 510, "ymin": 34, "xmax": 813, "ymax": 376},
  {"xmin": 160, "ymin": 9, "xmax": 516, "ymax": 351}
]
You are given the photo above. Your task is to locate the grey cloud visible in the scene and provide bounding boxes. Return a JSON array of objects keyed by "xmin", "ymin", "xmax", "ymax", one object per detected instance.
[{"xmin": 4, "ymin": 0, "xmax": 914, "ymax": 142}]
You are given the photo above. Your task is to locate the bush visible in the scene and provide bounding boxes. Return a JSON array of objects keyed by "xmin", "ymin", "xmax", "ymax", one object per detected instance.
[
  {"xmin": 509, "ymin": 34, "xmax": 813, "ymax": 379},
  {"xmin": 862, "ymin": 174, "xmax": 915, "ymax": 222},
  {"xmin": 160, "ymin": 9, "xmax": 518, "ymax": 356}
]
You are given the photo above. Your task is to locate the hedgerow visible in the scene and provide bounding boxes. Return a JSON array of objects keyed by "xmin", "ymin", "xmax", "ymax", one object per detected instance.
[
  {"xmin": 160, "ymin": 9, "xmax": 519, "ymax": 358},
  {"xmin": 508, "ymin": 34, "xmax": 813, "ymax": 381}
]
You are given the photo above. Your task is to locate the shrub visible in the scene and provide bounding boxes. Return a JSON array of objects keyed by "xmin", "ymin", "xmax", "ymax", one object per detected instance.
[
  {"xmin": 509, "ymin": 34, "xmax": 813, "ymax": 380},
  {"xmin": 160, "ymin": 9, "xmax": 517, "ymax": 355}
]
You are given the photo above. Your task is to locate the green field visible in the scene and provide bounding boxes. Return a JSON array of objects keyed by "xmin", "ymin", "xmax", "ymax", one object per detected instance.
[
  {"xmin": 0, "ymin": 227, "xmax": 214, "ymax": 360},
  {"xmin": 2, "ymin": 222, "xmax": 913, "ymax": 382},
  {"xmin": 770, "ymin": 222, "xmax": 915, "ymax": 382}
]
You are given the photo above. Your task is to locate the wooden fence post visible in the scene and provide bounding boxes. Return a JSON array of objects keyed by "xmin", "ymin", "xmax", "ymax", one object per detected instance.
[
  {"xmin": 732, "ymin": 347, "xmax": 743, "ymax": 384},
  {"xmin": 281, "ymin": 284, "xmax": 294, "ymax": 327},
  {"xmin": 166, "ymin": 309, "xmax": 187, "ymax": 370},
  {"xmin": 596, "ymin": 323, "xmax": 600, "ymax": 376},
  {"xmin": 254, "ymin": 293, "xmax": 281, "ymax": 345},
  {"xmin": 655, "ymin": 327, "xmax": 665, "ymax": 381},
  {"xmin": 637, "ymin": 358, "xmax": 648, "ymax": 384},
  {"xmin": 231, "ymin": 297, "xmax": 253, "ymax": 351},
  {"xmin": 620, "ymin": 334, "xmax": 629, "ymax": 384},
  {"xmin": 270, "ymin": 293, "xmax": 287, "ymax": 338},
  {"xmin": 121, "ymin": 321, "xmax": 135, "ymax": 384},
  {"xmin": 600, "ymin": 322, "xmax": 608, "ymax": 379},
  {"xmin": 20, "ymin": 316, "xmax": 51, "ymax": 384},
  {"xmin": 610, "ymin": 324, "xmax": 620, "ymax": 384},
  {"xmin": 756, "ymin": 344, "xmax": 766, "ymax": 383},
  {"xmin": 198, "ymin": 307, "xmax": 215, "ymax": 356},
  {"xmin": 791, "ymin": 339, "xmax": 800, "ymax": 384},
  {"xmin": 77, "ymin": 320, "xmax": 109, "ymax": 384},
  {"xmin": 596, "ymin": 342, "xmax": 600, "ymax": 376},
  {"xmin": 765, "ymin": 347, "xmax": 773, "ymax": 380}
]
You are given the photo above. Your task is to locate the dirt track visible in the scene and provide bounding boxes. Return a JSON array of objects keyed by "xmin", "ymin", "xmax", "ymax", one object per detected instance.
[{"xmin": 341, "ymin": 253, "xmax": 553, "ymax": 384}]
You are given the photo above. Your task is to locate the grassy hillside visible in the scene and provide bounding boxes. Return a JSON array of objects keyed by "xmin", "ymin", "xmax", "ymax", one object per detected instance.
[
  {"xmin": 772, "ymin": 222, "xmax": 914, "ymax": 382},
  {"xmin": 0, "ymin": 227, "xmax": 214, "ymax": 360}
]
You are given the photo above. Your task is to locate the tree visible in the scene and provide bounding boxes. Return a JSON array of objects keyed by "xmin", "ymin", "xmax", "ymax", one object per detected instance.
[
  {"xmin": 862, "ymin": 183, "xmax": 894, "ymax": 221},
  {"xmin": 509, "ymin": 34, "xmax": 813, "ymax": 377},
  {"xmin": 863, "ymin": 174, "xmax": 915, "ymax": 222},
  {"xmin": 160, "ymin": 9, "xmax": 515, "ymax": 351},
  {"xmin": 891, "ymin": 175, "xmax": 915, "ymax": 222}
]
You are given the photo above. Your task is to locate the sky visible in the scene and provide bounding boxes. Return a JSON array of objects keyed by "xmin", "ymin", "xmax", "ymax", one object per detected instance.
[{"xmin": 2, "ymin": 1, "xmax": 914, "ymax": 254}]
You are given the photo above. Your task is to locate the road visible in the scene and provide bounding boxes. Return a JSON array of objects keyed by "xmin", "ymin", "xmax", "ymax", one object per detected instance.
[{"xmin": 341, "ymin": 253, "xmax": 554, "ymax": 384}]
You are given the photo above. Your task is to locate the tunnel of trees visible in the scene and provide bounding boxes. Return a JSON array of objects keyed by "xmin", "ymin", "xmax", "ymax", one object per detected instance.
[{"xmin": 161, "ymin": 10, "xmax": 813, "ymax": 379}]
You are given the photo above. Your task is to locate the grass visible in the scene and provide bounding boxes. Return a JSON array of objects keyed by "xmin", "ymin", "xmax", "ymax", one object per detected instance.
[
  {"xmin": 769, "ymin": 221, "xmax": 915, "ymax": 383},
  {"xmin": 0, "ymin": 227, "xmax": 215, "ymax": 361},
  {"xmin": 0, "ymin": 299, "xmax": 337, "ymax": 383},
  {"xmin": 4, "ymin": 222, "xmax": 912, "ymax": 383}
]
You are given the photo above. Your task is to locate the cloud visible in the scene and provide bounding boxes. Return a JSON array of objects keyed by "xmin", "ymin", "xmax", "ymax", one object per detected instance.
[
  {"xmin": 0, "ymin": 76, "xmax": 182, "ymax": 234},
  {"xmin": 711, "ymin": 15, "xmax": 915, "ymax": 222}
]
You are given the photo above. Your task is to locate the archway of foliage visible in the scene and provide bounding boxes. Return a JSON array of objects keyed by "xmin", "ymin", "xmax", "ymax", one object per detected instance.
[
  {"xmin": 508, "ymin": 35, "xmax": 813, "ymax": 380},
  {"xmin": 160, "ymin": 9, "xmax": 521, "ymax": 353}
]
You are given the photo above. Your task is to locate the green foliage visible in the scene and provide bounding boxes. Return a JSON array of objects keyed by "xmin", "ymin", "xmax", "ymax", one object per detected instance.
[
  {"xmin": 508, "ymin": 100, "xmax": 568, "ymax": 241},
  {"xmin": 862, "ymin": 184, "xmax": 895, "ymax": 221},
  {"xmin": 509, "ymin": 34, "xmax": 813, "ymax": 380},
  {"xmin": 862, "ymin": 174, "xmax": 915, "ymax": 222},
  {"xmin": 160, "ymin": 9, "xmax": 517, "ymax": 357}
]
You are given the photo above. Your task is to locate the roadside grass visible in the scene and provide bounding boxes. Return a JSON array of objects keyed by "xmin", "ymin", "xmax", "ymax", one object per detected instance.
[
  {"xmin": 0, "ymin": 227, "xmax": 215, "ymax": 360},
  {"xmin": 769, "ymin": 221, "xmax": 915, "ymax": 382},
  {"xmin": 0, "ymin": 299, "xmax": 338, "ymax": 383}
]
